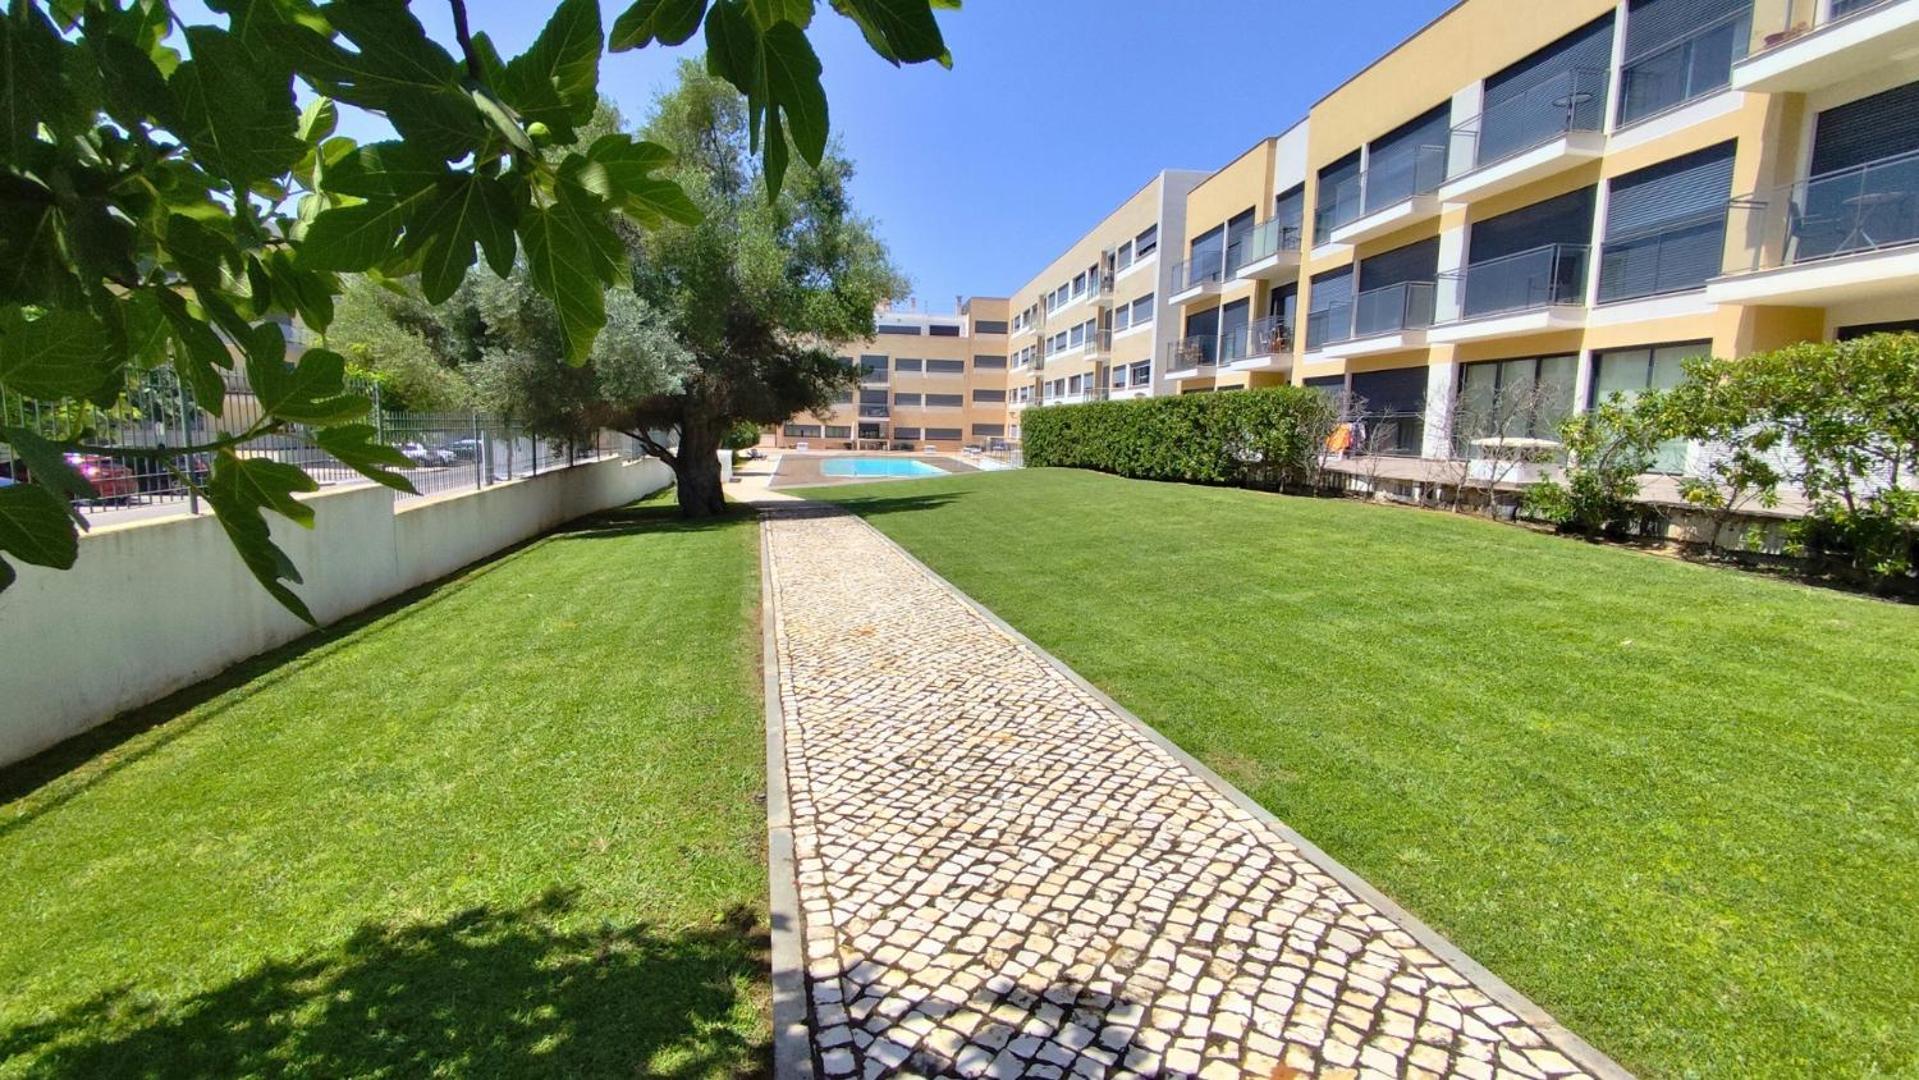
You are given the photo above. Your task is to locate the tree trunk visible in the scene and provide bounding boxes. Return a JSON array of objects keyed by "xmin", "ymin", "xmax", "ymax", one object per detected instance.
[{"xmin": 673, "ymin": 416, "xmax": 728, "ymax": 518}]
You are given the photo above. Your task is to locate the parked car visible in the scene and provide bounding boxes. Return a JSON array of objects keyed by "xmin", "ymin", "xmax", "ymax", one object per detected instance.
[
  {"xmin": 65, "ymin": 453, "xmax": 138, "ymax": 504},
  {"xmin": 448, "ymin": 438, "xmax": 483, "ymax": 462},
  {"xmin": 397, "ymin": 442, "xmax": 456, "ymax": 468}
]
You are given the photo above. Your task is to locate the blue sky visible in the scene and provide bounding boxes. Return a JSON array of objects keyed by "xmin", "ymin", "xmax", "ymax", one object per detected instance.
[{"xmin": 190, "ymin": 0, "xmax": 1454, "ymax": 307}]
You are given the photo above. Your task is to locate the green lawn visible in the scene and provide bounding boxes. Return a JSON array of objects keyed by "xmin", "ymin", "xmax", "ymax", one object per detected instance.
[
  {"xmin": 0, "ymin": 496, "xmax": 770, "ymax": 1079},
  {"xmin": 805, "ymin": 468, "xmax": 1919, "ymax": 1080}
]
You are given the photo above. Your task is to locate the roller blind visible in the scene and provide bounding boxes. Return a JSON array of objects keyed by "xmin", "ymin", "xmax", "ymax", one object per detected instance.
[
  {"xmin": 1598, "ymin": 143, "xmax": 1734, "ymax": 300},
  {"xmin": 1357, "ymin": 237, "xmax": 1440, "ymax": 291},
  {"xmin": 1812, "ymin": 81, "xmax": 1919, "ymax": 176},
  {"xmin": 1350, "ymin": 367, "xmax": 1428, "ymax": 414},
  {"xmin": 1625, "ymin": 0, "xmax": 1747, "ymax": 59},
  {"xmin": 1470, "ymin": 186, "xmax": 1596, "ymax": 263},
  {"xmin": 1605, "ymin": 142, "xmax": 1734, "ymax": 239},
  {"xmin": 1484, "ymin": 14, "xmax": 1615, "ymax": 110}
]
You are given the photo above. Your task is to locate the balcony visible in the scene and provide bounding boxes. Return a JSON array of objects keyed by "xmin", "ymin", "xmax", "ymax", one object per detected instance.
[
  {"xmin": 1088, "ymin": 272, "xmax": 1116, "ymax": 307},
  {"xmin": 1084, "ymin": 327, "xmax": 1113, "ymax": 357},
  {"xmin": 1315, "ymin": 282, "xmax": 1436, "ymax": 359},
  {"xmin": 1230, "ymin": 218, "xmax": 1304, "ymax": 280},
  {"xmin": 858, "ymin": 405, "xmax": 890, "ymax": 419},
  {"xmin": 1617, "ymin": 9, "xmax": 1751, "ymax": 127},
  {"xmin": 1430, "ymin": 244, "xmax": 1591, "ymax": 343},
  {"xmin": 1597, "ymin": 211, "xmax": 1729, "ymax": 303},
  {"xmin": 1169, "ymin": 250, "xmax": 1226, "ymax": 303},
  {"xmin": 1733, "ymin": 0, "xmax": 1919, "ymax": 94},
  {"xmin": 1219, "ymin": 315, "xmax": 1294, "ymax": 372},
  {"xmin": 1321, "ymin": 145, "xmax": 1449, "ymax": 247},
  {"xmin": 1708, "ymin": 148, "xmax": 1919, "ymax": 304},
  {"xmin": 1438, "ymin": 68, "xmax": 1609, "ymax": 205},
  {"xmin": 1163, "ymin": 335, "xmax": 1220, "ymax": 379}
]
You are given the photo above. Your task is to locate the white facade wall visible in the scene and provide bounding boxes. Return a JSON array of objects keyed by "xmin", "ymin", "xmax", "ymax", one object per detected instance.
[{"xmin": 0, "ymin": 457, "xmax": 673, "ymax": 766}]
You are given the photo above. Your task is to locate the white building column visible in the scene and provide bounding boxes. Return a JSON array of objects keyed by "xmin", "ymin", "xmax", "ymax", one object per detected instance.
[
  {"xmin": 1422, "ymin": 359, "xmax": 1459, "ymax": 459},
  {"xmin": 1448, "ymin": 82, "xmax": 1484, "ymax": 179},
  {"xmin": 1436, "ymin": 223, "xmax": 1470, "ymax": 324}
]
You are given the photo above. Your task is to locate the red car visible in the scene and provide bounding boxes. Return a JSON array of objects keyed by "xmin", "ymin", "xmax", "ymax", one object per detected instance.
[{"xmin": 65, "ymin": 453, "xmax": 139, "ymax": 504}]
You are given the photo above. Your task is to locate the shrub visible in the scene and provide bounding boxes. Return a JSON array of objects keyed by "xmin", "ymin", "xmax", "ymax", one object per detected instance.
[
  {"xmin": 1665, "ymin": 334, "xmax": 1919, "ymax": 581},
  {"xmin": 1022, "ymin": 387, "xmax": 1336, "ymax": 491},
  {"xmin": 1523, "ymin": 391, "xmax": 1667, "ymax": 536}
]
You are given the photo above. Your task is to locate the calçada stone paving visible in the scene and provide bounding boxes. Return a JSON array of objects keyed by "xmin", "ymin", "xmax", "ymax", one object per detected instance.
[{"xmin": 762, "ymin": 503, "xmax": 1615, "ymax": 1080}]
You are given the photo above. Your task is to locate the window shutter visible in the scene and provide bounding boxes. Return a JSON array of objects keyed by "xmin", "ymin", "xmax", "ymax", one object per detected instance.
[
  {"xmin": 1605, "ymin": 142, "xmax": 1734, "ymax": 239},
  {"xmin": 1812, "ymin": 81, "xmax": 1919, "ymax": 176},
  {"xmin": 1357, "ymin": 237, "xmax": 1440, "ymax": 291},
  {"xmin": 1625, "ymin": 0, "xmax": 1747, "ymax": 59},
  {"xmin": 1470, "ymin": 186, "xmax": 1597, "ymax": 263}
]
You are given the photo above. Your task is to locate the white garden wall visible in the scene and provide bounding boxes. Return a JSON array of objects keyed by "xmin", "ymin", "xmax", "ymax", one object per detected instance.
[{"xmin": 0, "ymin": 456, "xmax": 673, "ymax": 767}]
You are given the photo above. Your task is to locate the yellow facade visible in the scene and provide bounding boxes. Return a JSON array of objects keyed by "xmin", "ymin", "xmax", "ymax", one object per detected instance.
[{"xmin": 785, "ymin": 0, "xmax": 1919, "ymax": 464}]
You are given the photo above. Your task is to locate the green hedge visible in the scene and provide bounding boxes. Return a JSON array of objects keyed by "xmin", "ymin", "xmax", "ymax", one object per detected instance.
[{"xmin": 1022, "ymin": 387, "xmax": 1334, "ymax": 489}]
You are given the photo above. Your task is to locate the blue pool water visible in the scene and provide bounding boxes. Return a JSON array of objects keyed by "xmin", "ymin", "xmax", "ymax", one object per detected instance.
[{"xmin": 820, "ymin": 458, "xmax": 950, "ymax": 479}]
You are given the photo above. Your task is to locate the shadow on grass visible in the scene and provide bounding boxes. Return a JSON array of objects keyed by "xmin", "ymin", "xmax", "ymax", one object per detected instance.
[
  {"xmin": 0, "ymin": 889, "xmax": 771, "ymax": 1079},
  {"xmin": 0, "ymin": 496, "xmax": 739, "ymax": 829},
  {"xmin": 774, "ymin": 492, "xmax": 966, "ymax": 520}
]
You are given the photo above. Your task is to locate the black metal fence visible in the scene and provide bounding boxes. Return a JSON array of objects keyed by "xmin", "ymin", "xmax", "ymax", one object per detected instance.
[{"xmin": 1, "ymin": 366, "xmax": 632, "ymax": 522}]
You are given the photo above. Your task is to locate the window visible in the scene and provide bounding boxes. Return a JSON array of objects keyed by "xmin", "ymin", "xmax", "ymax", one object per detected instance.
[
  {"xmin": 824, "ymin": 425, "xmax": 851, "ymax": 439},
  {"xmin": 972, "ymin": 389, "xmax": 1007, "ymax": 403},
  {"xmin": 1116, "ymin": 239, "xmax": 1134, "ymax": 269},
  {"xmin": 926, "ymin": 358, "xmax": 965, "ymax": 374},
  {"xmin": 782, "ymin": 423, "xmax": 821, "ymax": 437},
  {"xmin": 1456, "ymin": 355, "xmax": 1577, "ymax": 447},
  {"xmin": 973, "ymin": 320, "xmax": 1008, "ymax": 335},
  {"xmin": 1349, "ymin": 366, "xmax": 1428, "ymax": 454},
  {"xmin": 1111, "ymin": 366, "xmax": 1128, "ymax": 388},
  {"xmin": 925, "ymin": 393, "xmax": 963, "ymax": 408},
  {"xmin": 1135, "ymin": 224, "xmax": 1158, "ymax": 258},
  {"xmin": 1618, "ymin": 0, "xmax": 1749, "ymax": 126},
  {"xmin": 876, "ymin": 323, "xmax": 922, "ymax": 335},
  {"xmin": 1072, "ymin": 271, "xmax": 1087, "ymax": 296},
  {"xmin": 972, "ymin": 423, "xmax": 1005, "ymax": 437},
  {"xmin": 859, "ymin": 354, "xmax": 888, "ymax": 380},
  {"xmin": 1274, "ymin": 184, "xmax": 1305, "ymax": 233},
  {"xmin": 1314, "ymin": 150, "xmax": 1362, "ymax": 235},
  {"xmin": 1113, "ymin": 304, "xmax": 1132, "ymax": 332},
  {"xmin": 1069, "ymin": 322, "xmax": 1086, "ymax": 347},
  {"xmin": 894, "ymin": 357, "xmax": 923, "ymax": 372},
  {"xmin": 1591, "ymin": 341, "xmax": 1703, "ymax": 470},
  {"xmin": 929, "ymin": 324, "xmax": 960, "ymax": 337},
  {"xmin": 893, "ymin": 427, "xmax": 922, "ymax": 440},
  {"xmin": 1479, "ymin": 13, "xmax": 1615, "ymax": 164},
  {"xmin": 1598, "ymin": 141, "xmax": 1735, "ymax": 302},
  {"xmin": 924, "ymin": 427, "xmax": 962, "ymax": 441},
  {"xmin": 859, "ymin": 389, "xmax": 888, "ymax": 405},
  {"xmin": 1839, "ymin": 319, "xmax": 1919, "ymax": 340},
  {"xmin": 972, "ymin": 354, "xmax": 1007, "ymax": 370},
  {"xmin": 1130, "ymin": 361, "xmax": 1152, "ymax": 387},
  {"xmin": 893, "ymin": 392, "xmax": 923, "ymax": 406},
  {"xmin": 1068, "ymin": 374, "xmax": 1084, "ymax": 394},
  {"xmin": 1306, "ymin": 267, "xmax": 1354, "ymax": 351},
  {"xmin": 1131, "ymin": 294, "xmax": 1154, "ymax": 325},
  {"xmin": 1364, "ymin": 105, "xmax": 1451, "ymax": 213}
]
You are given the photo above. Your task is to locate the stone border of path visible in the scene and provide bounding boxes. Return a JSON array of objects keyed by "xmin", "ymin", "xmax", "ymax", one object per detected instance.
[{"xmin": 757, "ymin": 502, "xmax": 1631, "ymax": 1080}]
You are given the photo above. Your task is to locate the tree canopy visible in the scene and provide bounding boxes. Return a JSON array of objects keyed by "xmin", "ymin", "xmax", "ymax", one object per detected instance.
[{"xmin": 0, "ymin": 0, "xmax": 956, "ymax": 618}]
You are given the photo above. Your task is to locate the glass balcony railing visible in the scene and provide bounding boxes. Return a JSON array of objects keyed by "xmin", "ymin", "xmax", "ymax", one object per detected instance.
[
  {"xmin": 1618, "ymin": 8, "xmax": 1750, "ymax": 126},
  {"xmin": 1449, "ymin": 67, "xmax": 1609, "ymax": 173},
  {"xmin": 1753, "ymin": 0, "xmax": 1903, "ymax": 52},
  {"xmin": 1353, "ymin": 281, "xmax": 1437, "ymax": 338},
  {"xmin": 1314, "ymin": 145, "xmax": 1450, "ymax": 238},
  {"xmin": 1228, "ymin": 217, "xmax": 1304, "ymax": 273},
  {"xmin": 1171, "ymin": 249, "xmax": 1226, "ymax": 293},
  {"xmin": 1219, "ymin": 315, "xmax": 1293, "ymax": 362},
  {"xmin": 1596, "ymin": 211, "xmax": 1729, "ymax": 302},
  {"xmin": 1724, "ymin": 148, "xmax": 1919, "ymax": 275},
  {"xmin": 1305, "ymin": 303, "xmax": 1354, "ymax": 351},
  {"xmin": 1441, "ymin": 244, "xmax": 1590, "ymax": 320},
  {"xmin": 1163, "ymin": 335, "xmax": 1219, "ymax": 372}
]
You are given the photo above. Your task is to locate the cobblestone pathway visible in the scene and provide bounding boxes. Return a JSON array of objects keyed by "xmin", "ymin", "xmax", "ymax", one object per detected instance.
[{"xmin": 764, "ymin": 504, "xmax": 1615, "ymax": 1080}]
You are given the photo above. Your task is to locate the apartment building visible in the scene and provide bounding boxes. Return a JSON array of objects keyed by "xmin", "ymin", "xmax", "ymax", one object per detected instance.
[
  {"xmin": 772, "ymin": 301, "xmax": 1012, "ymax": 452},
  {"xmin": 1001, "ymin": 171, "xmax": 1206, "ymax": 436},
  {"xmin": 1165, "ymin": 0, "xmax": 1919, "ymax": 478},
  {"xmin": 777, "ymin": 0, "xmax": 1919, "ymax": 467}
]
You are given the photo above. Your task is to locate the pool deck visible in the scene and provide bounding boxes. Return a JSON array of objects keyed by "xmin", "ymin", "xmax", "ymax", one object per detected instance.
[{"xmin": 768, "ymin": 453, "xmax": 980, "ymax": 489}]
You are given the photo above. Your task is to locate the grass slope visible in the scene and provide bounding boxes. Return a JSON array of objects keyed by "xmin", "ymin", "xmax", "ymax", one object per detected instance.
[
  {"xmin": 0, "ymin": 496, "xmax": 770, "ymax": 1079},
  {"xmin": 807, "ymin": 468, "xmax": 1919, "ymax": 1080}
]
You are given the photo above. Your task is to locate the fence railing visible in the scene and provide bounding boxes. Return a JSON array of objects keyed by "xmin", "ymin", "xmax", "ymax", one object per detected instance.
[
  {"xmin": 1723, "ymin": 147, "xmax": 1919, "ymax": 275},
  {"xmin": 1, "ymin": 366, "xmax": 631, "ymax": 521}
]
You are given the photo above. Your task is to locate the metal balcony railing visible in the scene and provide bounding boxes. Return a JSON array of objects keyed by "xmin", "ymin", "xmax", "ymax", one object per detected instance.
[
  {"xmin": 1723, "ymin": 147, "xmax": 1919, "ymax": 275},
  {"xmin": 1448, "ymin": 67, "xmax": 1609, "ymax": 173},
  {"xmin": 1596, "ymin": 210, "xmax": 1729, "ymax": 301},
  {"xmin": 1440, "ymin": 244, "xmax": 1590, "ymax": 320},
  {"xmin": 1305, "ymin": 304, "xmax": 1353, "ymax": 351}
]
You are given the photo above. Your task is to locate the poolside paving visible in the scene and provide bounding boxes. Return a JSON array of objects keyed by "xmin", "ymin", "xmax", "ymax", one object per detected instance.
[{"xmin": 760, "ymin": 500, "xmax": 1617, "ymax": 1080}]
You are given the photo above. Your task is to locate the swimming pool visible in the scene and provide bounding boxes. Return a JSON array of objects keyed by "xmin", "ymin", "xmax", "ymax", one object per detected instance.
[{"xmin": 820, "ymin": 458, "xmax": 950, "ymax": 479}]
